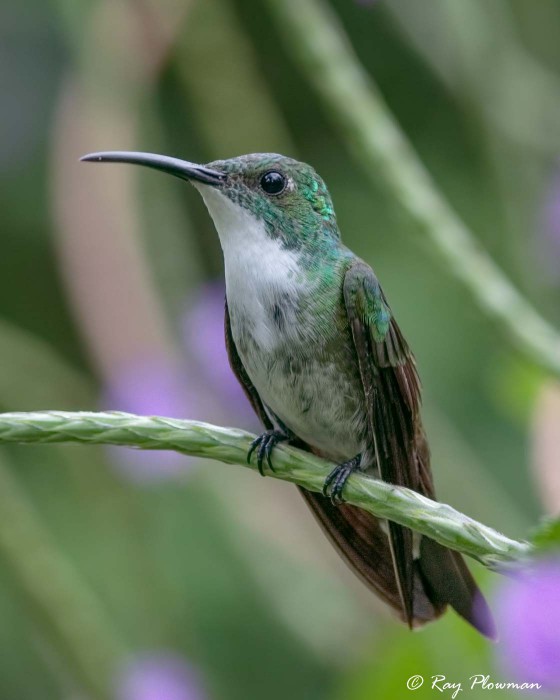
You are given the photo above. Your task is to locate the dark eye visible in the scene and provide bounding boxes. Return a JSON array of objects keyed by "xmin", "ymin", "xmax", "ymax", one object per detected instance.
[{"xmin": 260, "ymin": 171, "xmax": 286, "ymax": 195}]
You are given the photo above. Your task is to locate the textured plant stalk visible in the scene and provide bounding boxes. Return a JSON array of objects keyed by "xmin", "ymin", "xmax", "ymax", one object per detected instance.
[
  {"xmin": 265, "ymin": 0, "xmax": 560, "ymax": 378},
  {"xmin": 0, "ymin": 411, "xmax": 530, "ymax": 569},
  {"xmin": 0, "ymin": 450, "xmax": 127, "ymax": 700}
]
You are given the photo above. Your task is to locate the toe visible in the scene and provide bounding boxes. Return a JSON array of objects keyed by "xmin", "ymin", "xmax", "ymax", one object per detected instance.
[
  {"xmin": 257, "ymin": 439, "xmax": 269, "ymax": 475},
  {"xmin": 247, "ymin": 437, "xmax": 260, "ymax": 465},
  {"xmin": 329, "ymin": 465, "xmax": 353, "ymax": 505},
  {"xmin": 265, "ymin": 441, "xmax": 276, "ymax": 472},
  {"xmin": 247, "ymin": 431, "xmax": 289, "ymax": 476},
  {"xmin": 322, "ymin": 465, "xmax": 339, "ymax": 498}
]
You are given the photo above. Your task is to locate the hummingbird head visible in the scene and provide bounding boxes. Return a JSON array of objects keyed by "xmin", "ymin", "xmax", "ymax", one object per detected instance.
[{"xmin": 80, "ymin": 151, "xmax": 340, "ymax": 253}]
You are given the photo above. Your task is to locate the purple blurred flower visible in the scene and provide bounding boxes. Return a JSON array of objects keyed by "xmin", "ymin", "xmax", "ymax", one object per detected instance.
[
  {"xmin": 540, "ymin": 165, "xmax": 560, "ymax": 281},
  {"xmin": 107, "ymin": 358, "xmax": 191, "ymax": 419},
  {"xmin": 495, "ymin": 557, "xmax": 560, "ymax": 690},
  {"xmin": 102, "ymin": 357, "xmax": 204, "ymax": 483},
  {"xmin": 182, "ymin": 281, "xmax": 258, "ymax": 429},
  {"xmin": 116, "ymin": 652, "xmax": 205, "ymax": 700}
]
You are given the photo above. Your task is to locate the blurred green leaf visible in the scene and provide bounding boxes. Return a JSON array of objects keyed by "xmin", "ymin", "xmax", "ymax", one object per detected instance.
[
  {"xmin": 530, "ymin": 517, "xmax": 560, "ymax": 552},
  {"xmin": 0, "ymin": 318, "xmax": 92, "ymax": 411}
]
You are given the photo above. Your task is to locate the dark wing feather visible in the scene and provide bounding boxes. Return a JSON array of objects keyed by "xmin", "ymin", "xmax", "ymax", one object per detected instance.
[
  {"xmin": 343, "ymin": 260, "xmax": 422, "ymax": 625},
  {"xmin": 343, "ymin": 261, "xmax": 496, "ymax": 638}
]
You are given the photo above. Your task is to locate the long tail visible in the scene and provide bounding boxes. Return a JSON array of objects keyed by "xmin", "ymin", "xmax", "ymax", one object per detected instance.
[{"xmin": 299, "ymin": 488, "xmax": 496, "ymax": 639}]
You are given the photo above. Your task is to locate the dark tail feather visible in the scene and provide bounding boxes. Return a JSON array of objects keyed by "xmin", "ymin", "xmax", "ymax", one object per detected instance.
[
  {"xmin": 418, "ymin": 536, "xmax": 497, "ymax": 640},
  {"xmin": 299, "ymin": 488, "xmax": 444, "ymax": 625},
  {"xmin": 299, "ymin": 488, "xmax": 496, "ymax": 638}
]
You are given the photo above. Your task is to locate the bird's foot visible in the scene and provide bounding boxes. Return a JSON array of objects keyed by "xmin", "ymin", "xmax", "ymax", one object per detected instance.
[
  {"xmin": 322, "ymin": 454, "xmax": 362, "ymax": 505},
  {"xmin": 247, "ymin": 429, "xmax": 290, "ymax": 476}
]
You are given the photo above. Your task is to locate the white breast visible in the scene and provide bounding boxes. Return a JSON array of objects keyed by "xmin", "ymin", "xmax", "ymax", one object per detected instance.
[{"xmin": 199, "ymin": 186, "xmax": 304, "ymax": 352}]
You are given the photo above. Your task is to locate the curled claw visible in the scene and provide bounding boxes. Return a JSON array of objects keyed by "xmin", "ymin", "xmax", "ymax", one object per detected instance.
[
  {"xmin": 247, "ymin": 429, "xmax": 289, "ymax": 476},
  {"xmin": 322, "ymin": 454, "xmax": 361, "ymax": 505}
]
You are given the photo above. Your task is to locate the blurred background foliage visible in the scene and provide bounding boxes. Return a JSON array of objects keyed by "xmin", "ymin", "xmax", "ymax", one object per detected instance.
[{"xmin": 1, "ymin": 0, "xmax": 560, "ymax": 698}]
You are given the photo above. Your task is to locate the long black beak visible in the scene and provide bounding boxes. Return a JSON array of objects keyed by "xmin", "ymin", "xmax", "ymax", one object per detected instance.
[{"xmin": 80, "ymin": 151, "xmax": 227, "ymax": 186}]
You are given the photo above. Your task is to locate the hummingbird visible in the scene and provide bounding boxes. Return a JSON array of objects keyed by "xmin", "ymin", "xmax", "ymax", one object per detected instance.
[{"xmin": 82, "ymin": 150, "xmax": 496, "ymax": 638}]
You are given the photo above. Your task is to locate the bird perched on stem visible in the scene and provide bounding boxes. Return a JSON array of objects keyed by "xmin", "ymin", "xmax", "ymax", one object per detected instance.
[{"xmin": 82, "ymin": 150, "xmax": 496, "ymax": 639}]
